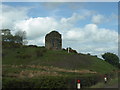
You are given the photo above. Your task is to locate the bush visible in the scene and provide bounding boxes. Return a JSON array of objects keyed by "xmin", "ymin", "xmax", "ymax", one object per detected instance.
[
  {"xmin": 2, "ymin": 75, "xmax": 100, "ymax": 88},
  {"xmin": 94, "ymin": 55, "xmax": 97, "ymax": 57},
  {"xmin": 66, "ymin": 47, "xmax": 77, "ymax": 54},
  {"xmin": 62, "ymin": 48, "xmax": 66, "ymax": 51},
  {"xmin": 2, "ymin": 42, "xmax": 21, "ymax": 48},
  {"xmin": 74, "ymin": 75, "xmax": 101, "ymax": 88},
  {"xmin": 87, "ymin": 53, "xmax": 91, "ymax": 55},
  {"xmin": 70, "ymin": 49, "xmax": 77, "ymax": 53},
  {"xmin": 2, "ymin": 76, "xmax": 66, "ymax": 88},
  {"xmin": 102, "ymin": 52, "xmax": 119, "ymax": 67},
  {"xmin": 3, "ymin": 73, "xmax": 117, "ymax": 89},
  {"xmin": 28, "ymin": 45, "xmax": 38, "ymax": 48}
]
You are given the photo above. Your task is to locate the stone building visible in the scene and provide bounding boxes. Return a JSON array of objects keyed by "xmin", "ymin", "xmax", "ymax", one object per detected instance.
[{"xmin": 45, "ymin": 31, "xmax": 62, "ymax": 50}]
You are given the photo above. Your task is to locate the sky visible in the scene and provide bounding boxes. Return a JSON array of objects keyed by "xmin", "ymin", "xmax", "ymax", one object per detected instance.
[
  {"xmin": 1, "ymin": 2, "xmax": 119, "ymax": 58},
  {"xmin": 2, "ymin": 0, "xmax": 120, "ymax": 2}
]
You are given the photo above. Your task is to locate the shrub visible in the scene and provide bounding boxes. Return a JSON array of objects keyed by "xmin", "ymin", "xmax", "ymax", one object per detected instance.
[
  {"xmin": 94, "ymin": 55, "xmax": 97, "ymax": 57},
  {"xmin": 62, "ymin": 48, "xmax": 66, "ymax": 51},
  {"xmin": 2, "ymin": 42, "xmax": 21, "ymax": 48},
  {"xmin": 40, "ymin": 46, "xmax": 45, "ymax": 48},
  {"xmin": 87, "ymin": 53, "xmax": 91, "ymax": 55},
  {"xmin": 2, "ymin": 75, "xmax": 99, "ymax": 88},
  {"xmin": 2, "ymin": 76, "xmax": 66, "ymax": 88},
  {"xmin": 2, "ymin": 73, "xmax": 117, "ymax": 88},
  {"xmin": 28, "ymin": 45, "xmax": 38, "ymax": 48}
]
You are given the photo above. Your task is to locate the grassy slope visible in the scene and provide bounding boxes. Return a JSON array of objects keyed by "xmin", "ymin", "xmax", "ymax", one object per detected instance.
[
  {"xmin": 2, "ymin": 46, "xmax": 117, "ymax": 74},
  {"xmin": 90, "ymin": 77, "xmax": 119, "ymax": 88}
]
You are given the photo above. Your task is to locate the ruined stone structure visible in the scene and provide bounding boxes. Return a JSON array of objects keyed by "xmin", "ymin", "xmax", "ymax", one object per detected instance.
[{"xmin": 45, "ymin": 31, "xmax": 62, "ymax": 50}]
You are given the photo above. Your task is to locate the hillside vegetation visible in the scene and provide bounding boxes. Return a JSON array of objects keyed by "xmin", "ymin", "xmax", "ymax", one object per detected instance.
[
  {"xmin": 2, "ymin": 29, "xmax": 119, "ymax": 88},
  {"xmin": 2, "ymin": 44, "xmax": 117, "ymax": 74},
  {"xmin": 2, "ymin": 43, "xmax": 118, "ymax": 88}
]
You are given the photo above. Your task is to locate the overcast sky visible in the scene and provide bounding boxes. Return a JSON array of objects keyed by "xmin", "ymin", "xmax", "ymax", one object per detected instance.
[{"xmin": 1, "ymin": 2, "xmax": 119, "ymax": 58}]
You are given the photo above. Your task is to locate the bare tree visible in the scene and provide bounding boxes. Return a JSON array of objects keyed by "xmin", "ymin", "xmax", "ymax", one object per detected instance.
[{"xmin": 15, "ymin": 31, "xmax": 27, "ymax": 45}]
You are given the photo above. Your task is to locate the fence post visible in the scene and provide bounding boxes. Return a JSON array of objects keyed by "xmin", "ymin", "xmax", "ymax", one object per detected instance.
[{"xmin": 77, "ymin": 80, "xmax": 81, "ymax": 89}]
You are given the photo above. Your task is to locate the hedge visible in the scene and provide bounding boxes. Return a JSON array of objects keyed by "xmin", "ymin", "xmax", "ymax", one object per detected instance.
[{"xmin": 2, "ymin": 72, "xmax": 117, "ymax": 89}]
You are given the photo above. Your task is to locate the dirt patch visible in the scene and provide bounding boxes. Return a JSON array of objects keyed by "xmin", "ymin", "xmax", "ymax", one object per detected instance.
[{"xmin": 3, "ymin": 65, "xmax": 97, "ymax": 78}]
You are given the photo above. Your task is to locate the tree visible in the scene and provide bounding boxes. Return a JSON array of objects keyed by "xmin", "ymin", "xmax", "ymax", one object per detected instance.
[
  {"xmin": 102, "ymin": 52, "xmax": 119, "ymax": 67},
  {"xmin": 14, "ymin": 35, "xmax": 23, "ymax": 44},
  {"xmin": 118, "ymin": 63, "xmax": 120, "ymax": 69},
  {"xmin": 1, "ymin": 29, "xmax": 11, "ymax": 36},
  {"xmin": 2, "ymin": 29, "xmax": 28, "ymax": 46},
  {"xmin": 1, "ymin": 29, "xmax": 14, "ymax": 42},
  {"xmin": 15, "ymin": 30, "xmax": 27, "ymax": 45}
]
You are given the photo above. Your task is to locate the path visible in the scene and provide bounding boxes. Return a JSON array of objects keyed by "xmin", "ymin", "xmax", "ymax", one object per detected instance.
[{"xmin": 104, "ymin": 83, "xmax": 119, "ymax": 88}]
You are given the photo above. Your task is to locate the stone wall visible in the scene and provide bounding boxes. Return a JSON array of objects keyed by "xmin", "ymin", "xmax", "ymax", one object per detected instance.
[{"xmin": 45, "ymin": 31, "xmax": 62, "ymax": 50}]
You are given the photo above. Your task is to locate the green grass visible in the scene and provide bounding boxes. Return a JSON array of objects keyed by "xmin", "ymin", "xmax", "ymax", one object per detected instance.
[
  {"xmin": 2, "ymin": 44, "xmax": 119, "ymax": 88},
  {"xmin": 2, "ymin": 46, "xmax": 117, "ymax": 74},
  {"xmin": 90, "ymin": 77, "xmax": 119, "ymax": 88}
]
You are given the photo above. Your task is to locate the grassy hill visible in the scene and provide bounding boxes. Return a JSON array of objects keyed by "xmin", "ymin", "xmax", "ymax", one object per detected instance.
[
  {"xmin": 2, "ymin": 45, "xmax": 117, "ymax": 74},
  {"xmin": 2, "ymin": 44, "xmax": 118, "ymax": 88}
]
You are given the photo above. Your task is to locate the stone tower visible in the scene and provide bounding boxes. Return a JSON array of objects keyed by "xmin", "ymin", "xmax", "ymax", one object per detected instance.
[{"xmin": 45, "ymin": 31, "xmax": 62, "ymax": 50}]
